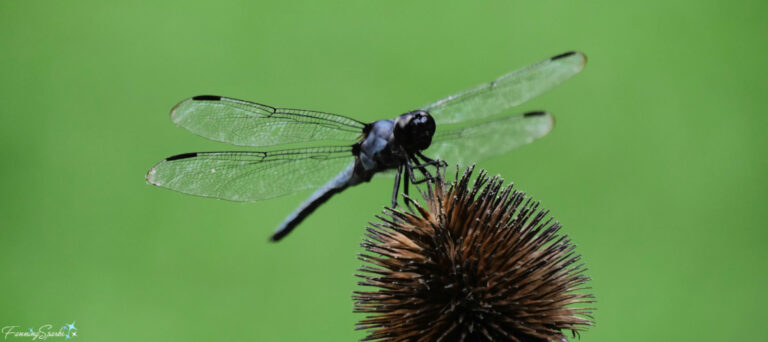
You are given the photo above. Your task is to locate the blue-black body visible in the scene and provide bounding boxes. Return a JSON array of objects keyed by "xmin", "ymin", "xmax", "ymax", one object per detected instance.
[{"xmin": 270, "ymin": 114, "xmax": 435, "ymax": 241}]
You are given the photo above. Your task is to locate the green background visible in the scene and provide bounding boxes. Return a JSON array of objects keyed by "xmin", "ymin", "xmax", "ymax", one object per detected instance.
[{"xmin": 2, "ymin": 0, "xmax": 766, "ymax": 341}]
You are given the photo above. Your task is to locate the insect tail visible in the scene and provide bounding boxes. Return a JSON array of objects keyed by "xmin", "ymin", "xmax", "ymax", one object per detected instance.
[{"xmin": 270, "ymin": 163, "xmax": 355, "ymax": 242}]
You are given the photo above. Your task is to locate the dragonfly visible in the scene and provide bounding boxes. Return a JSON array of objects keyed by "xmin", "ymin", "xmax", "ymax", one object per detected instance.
[{"xmin": 146, "ymin": 51, "xmax": 586, "ymax": 241}]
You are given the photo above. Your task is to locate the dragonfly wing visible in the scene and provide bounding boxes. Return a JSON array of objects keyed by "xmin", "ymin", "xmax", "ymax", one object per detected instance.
[
  {"xmin": 146, "ymin": 146, "xmax": 354, "ymax": 202},
  {"xmin": 171, "ymin": 96, "xmax": 366, "ymax": 147},
  {"xmin": 423, "ymin": 52, "xmax": 585, "ymax": 125},
  {"xmin": 425, "ymin": 111, "xmax": 554, "ymax": 166}
]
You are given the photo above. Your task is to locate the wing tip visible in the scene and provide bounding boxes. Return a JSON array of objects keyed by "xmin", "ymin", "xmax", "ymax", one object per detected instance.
[
  {"xmin": 170, "ymin": 95, "xmax": 222, "ymax": 122},
  {"xmin": 145, "ymin": 153, "xmax": 198, "ymax": 185},
  {"xmin": 145, "ymin": 165, "xmax": 161, "ymax": 186},
  {"xmin": 551, "ymin": 51, "xmax": 587, "ymax": 69},
  {"xmin": 524, "ymin": 111, "xmax": 555, "ymax": 134},
  {"xmin": 549, "ymin": 112, "xmax": 556, "ymax": 130}
]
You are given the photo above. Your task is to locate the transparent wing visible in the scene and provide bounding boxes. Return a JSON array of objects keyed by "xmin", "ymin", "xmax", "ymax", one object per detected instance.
[
  {"xmin": 170, "ymin": 95, "xmax": 366, "ymax": 147},
  {"xmin": 424, "ymin": 111, "xmax": 554, "ymax": 166},
  {"xmin": 423, "ymin": 52, "xmax": 586, "ymax": 124},
  {"xmin": 146, "ymin": 146, "xmax": 354, "ymax": 202}
]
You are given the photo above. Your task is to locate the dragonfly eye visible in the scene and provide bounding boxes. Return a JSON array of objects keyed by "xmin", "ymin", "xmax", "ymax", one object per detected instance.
[{"xmin": 394, "ymin": 110, "xmax": 435, "ymax": 152}]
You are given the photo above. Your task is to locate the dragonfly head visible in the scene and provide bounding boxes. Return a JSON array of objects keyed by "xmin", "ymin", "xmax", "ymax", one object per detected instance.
[{"xmin": 394, "ymin": 110, "xmax": 435, "ymax": 152}]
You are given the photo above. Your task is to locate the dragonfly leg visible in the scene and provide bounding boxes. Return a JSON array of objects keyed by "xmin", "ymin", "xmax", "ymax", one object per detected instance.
[
  {"xmin": 391, "ymin": 164, "xmax": 403, "ymax": 208},
  {"xmin": 402, "ymin": 161, "xmax": 416, "ymax": 212},
  {"xmin": 416, "ymin": 151, "xmax": 448, "ymax": 168},
  {"xmin": 403, "ymin": 164, "xmax": 410, "ymax": 198},
  {"xmin": 407, "ymin": 154, "xmax": 440, "ymax": 185}
]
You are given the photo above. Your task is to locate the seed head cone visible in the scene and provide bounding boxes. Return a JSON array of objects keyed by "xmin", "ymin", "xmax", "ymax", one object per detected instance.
[{"xmin": 354, "ymin": 166, "xmax": 594, "ymax": 342}]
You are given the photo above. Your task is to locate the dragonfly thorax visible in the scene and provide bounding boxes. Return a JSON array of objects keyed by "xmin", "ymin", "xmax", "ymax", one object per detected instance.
[
  {"xmin": 394, "ymin": 110, "xmax": 435, "ymax": 152},
  {"xmin": 355, "ymin": 120, "xmax": 400, "ymax": 174}
]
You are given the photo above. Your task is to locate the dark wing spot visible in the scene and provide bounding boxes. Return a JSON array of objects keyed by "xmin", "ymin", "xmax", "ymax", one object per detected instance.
[
  {"xmin": 551, "ymin": 51, "xmax": 576, "ymax": 61},
  {"xmin": 192, "ymin": 95, "xmax": 221, "ymax": 101},
  {"xmin": 166, "ymin": 152, "xmax": 198, "ymax": 161},
  {"xmin": 524, "ymin": 111, "xmax": 546, "ymax": 117}
]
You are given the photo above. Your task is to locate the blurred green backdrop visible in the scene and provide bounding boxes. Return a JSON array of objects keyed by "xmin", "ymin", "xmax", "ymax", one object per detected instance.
[{"xmin": 2, "ymin": 0, "xmax": 766, "ymax": 341}]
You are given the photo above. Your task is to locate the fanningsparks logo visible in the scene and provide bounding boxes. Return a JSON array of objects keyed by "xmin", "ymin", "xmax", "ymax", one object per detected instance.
[{"xmin": 1, "ymin": 322, "xmax": 77, "ymax": 340}]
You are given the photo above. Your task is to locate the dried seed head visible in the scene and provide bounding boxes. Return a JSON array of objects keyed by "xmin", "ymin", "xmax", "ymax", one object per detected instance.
[{"xmin": 354, "ymin": 166, "xmax": 594, "ymax": 342}]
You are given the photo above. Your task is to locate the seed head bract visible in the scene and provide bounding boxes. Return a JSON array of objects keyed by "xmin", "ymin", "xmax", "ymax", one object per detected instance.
[{"xmin": 354, "ymin": 166, "xmax": 594, "ymax": 342}]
